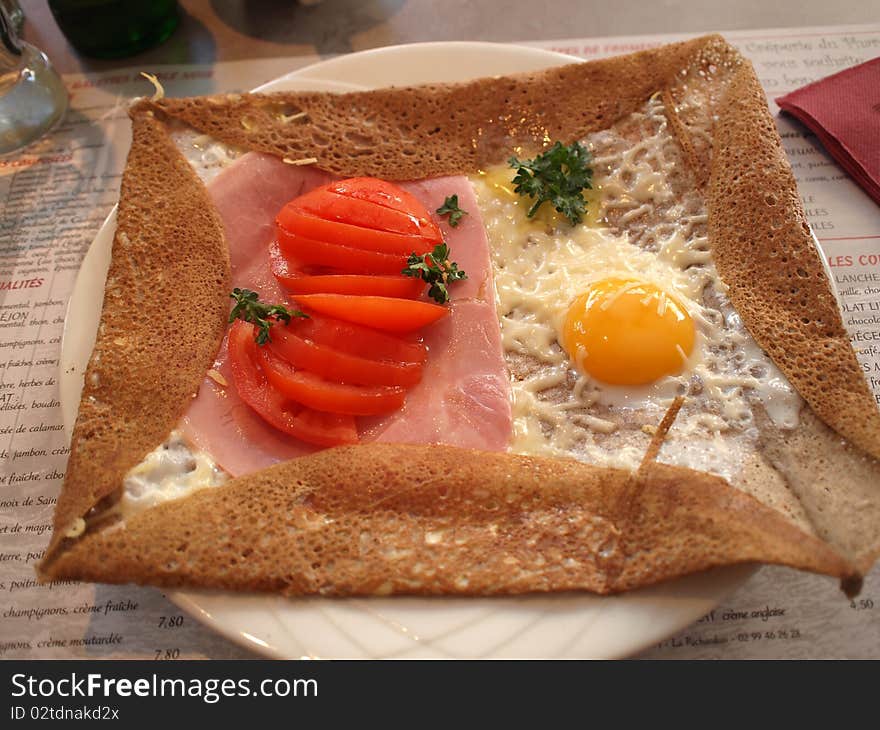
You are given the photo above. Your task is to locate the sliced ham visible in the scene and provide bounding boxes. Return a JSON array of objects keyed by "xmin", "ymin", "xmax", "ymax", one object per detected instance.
[
  {"xmin": 206, "ymin": 153, "xmax": 336, "ymax": 301},
  {"xmin": 180, "ymin": 152, "xmax": 511, "ymax": 476},
  {"xmin": 403, "ymin": 176, "xmax": 494, "ymax": 303},
  {"xmin": 360, "ymin": 300, "xmax": 512, "ymax": 450}
]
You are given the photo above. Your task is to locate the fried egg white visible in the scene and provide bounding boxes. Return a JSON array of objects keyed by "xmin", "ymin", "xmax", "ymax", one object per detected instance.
[{"xmin": 470, "ymin": 98, "xmax": 802, "ymax": 481}]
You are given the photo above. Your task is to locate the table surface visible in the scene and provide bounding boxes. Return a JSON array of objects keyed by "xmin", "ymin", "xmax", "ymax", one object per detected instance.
[
  {"xmin": 9, "ymin": 1, "xmax": 880, "ymax": 661},
  {"xmin": 22, "ymin": 0, "xmax": 880, "ymax": 73}
]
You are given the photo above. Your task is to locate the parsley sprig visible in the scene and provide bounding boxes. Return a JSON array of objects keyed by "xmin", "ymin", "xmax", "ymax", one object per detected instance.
[
  {"xmin": 229, "ymin": 287, "xmax": 307, "ymax": 345},
  {"xmin": 402, "ymin": 243, "xmax": 467, "ymax": 304},
  {"xmin": 508, "ymin": 141, "xmax": 593, "ymax": 225},
  {"xmin": 436, "ymin": 194, "xmax": 467, "ymax": 227}
]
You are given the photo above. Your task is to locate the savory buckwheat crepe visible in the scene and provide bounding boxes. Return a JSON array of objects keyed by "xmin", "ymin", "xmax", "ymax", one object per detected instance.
[{"xmin": 39, "ymin": 35, "xmax": 880, "ymax": 598}]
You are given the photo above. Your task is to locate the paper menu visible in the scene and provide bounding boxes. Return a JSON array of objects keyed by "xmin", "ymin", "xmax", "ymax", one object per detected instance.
[{"xmin": 1, "ymin": 26, "xmax": 879, "ymax": 660}]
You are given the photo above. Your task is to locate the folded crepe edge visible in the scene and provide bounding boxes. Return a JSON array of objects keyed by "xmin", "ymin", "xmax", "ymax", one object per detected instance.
[
  {"xmin": 39, "ymin": 34, "xmax": 877, "ymax": 594},
  {"xmin": 706, "ymin": 61, "xmax": 880, "ymax": 462},
  {"xmin": 42, "ymin": 106, "xmax": 231, "ymax": 560},
  {"xmin": 142, "ymin": 35, "xmax": 724, "ymax": 182},
  {"xmin": 38, "ymin": 444, "xmax": 859, "ymax": 596}
]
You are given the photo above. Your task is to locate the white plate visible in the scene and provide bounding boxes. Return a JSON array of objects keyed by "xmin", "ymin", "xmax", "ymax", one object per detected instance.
[{"xmin": 61, "ymin": 41, "xmax": 754, "ymax": 659}]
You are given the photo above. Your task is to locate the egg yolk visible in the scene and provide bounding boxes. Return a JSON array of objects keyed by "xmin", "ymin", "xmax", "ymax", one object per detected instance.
[{"xmin": 562, "ymin": 278, "xmax": 695, "ymax": 385}]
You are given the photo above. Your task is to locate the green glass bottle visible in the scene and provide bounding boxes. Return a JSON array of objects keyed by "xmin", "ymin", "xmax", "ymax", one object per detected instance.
[{"xmin": 47, "ymin": 0, "xmax": 179, "ymax": 59}]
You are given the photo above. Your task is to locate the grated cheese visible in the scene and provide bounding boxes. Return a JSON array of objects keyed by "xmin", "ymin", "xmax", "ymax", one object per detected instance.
[
  {"xmin": 470, "ymin": 93, "xmax": 803, "ymax": 481},
  {"xmin": 140, "ymin": 72, "xmax": 165, "ymax": 101},
  {"xmin": 283, "ymin": 157, "xmax": 318, "ymax": 166}
]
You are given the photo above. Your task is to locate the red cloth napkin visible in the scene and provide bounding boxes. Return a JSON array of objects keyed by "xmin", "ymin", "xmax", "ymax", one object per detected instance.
[{"xmin": 775, "ymin": 57, "xmax": 880, "ymax": 205}]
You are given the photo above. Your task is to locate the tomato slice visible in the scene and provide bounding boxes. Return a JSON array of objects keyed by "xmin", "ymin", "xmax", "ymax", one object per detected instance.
[
  {"xmin": 279, "ymin": 273, "xmax": 425, "ymax": 299},
  {"xmin": 328, "ymin": 177, "xmax": 440, "ymax": 222},
  {"xmin": 257, "ymin": 345, "xmax": 406, "ymax": 416},
  {"xmin": 277, "ymin": 210, "xmax": 435, "ymax": 256},
  {"xmin": 277, "ymin": 228, "xmax": 409, "ymax": 274},
  {"xmin": 268, "ymin": 325, "xmax": 423, "ymax": 387},
  {"xmin": 269, "ymin": 239, "xmax": 322, "ymax": 280},
  {"xmin": 270, "ymin": 240, "xmax": 422, "ymax": 297},
  {"xmin": 292, "ymin": 187, "xmax": 441, "ymax": 240},
  {"xmin": 231, "ymin": 176, "xmax": 455, "ymax": 446},
  {"xmin": 290, "ymin": 314, "xmax": 428, "ymax": 364},
  {"xmin": 292, "ymin": 294, "xmax": 448, "ymax": 333},
  {"xmin": 227, "ymin": 321, "xmax": 358, "ymax": 446},
  {"xmin": 293, "ymin": 408, "xmax": 359, "ymax": 447}
]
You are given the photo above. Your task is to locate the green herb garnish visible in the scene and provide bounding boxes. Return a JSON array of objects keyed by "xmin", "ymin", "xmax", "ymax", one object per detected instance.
[
  {"xmin": 436, "ymin": 194, "xmax": 467, "ymax": 227},
  {"xmin": 508, "ymin": 141, "xmax": 593, "ymax": 225},
  {"xmin": 402, "ymin": 243, "xmax": 467, "ymax": 304},
  {"xmin": 229, "ymin": 287, "xmax": 307, "ymax": 345}
]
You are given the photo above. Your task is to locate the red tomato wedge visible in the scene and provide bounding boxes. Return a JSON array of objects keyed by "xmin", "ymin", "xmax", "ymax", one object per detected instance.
[
  {"xmin": 257, "ymin": 345, "xmax": 406, "ymax": 416},
  {"xmin": 268, "ymin": 325, "xmax": 423, "ymax": 387},
  {"xmin": 270, "ymin": 239, "xmax": 422, "ymax": 298},
  {"xmin": 292, "ymin": 294, "xmax": 448, "ymax": 333},
  {"xmin": 277, "ymin": 211, "xmax": 434, "ymax": 257},
  {"xmin": 291, "ymin": 187, "xmax": 442, "ymax": 240},
  {"xmin": 329, "ymin": 177, "xmax": 441, "ymax": 222},
  {"xmin": 290, "ymin": 314, "xmax": 428, "ymax": 364},
  {"xmin": 227, "ymin": 321, "xmax": 358, "ymax": 446},
  {"xmin": 277, "ymin": 228, "xmax": 409, "ymax": 274},
  {"xmin": 278, "ymin": 273, "xmax": 425, "ymax": 299}
]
